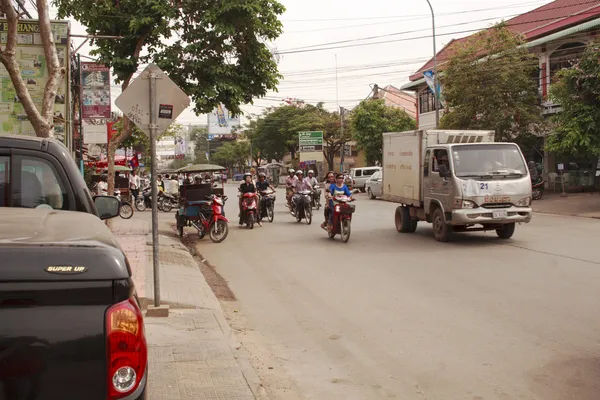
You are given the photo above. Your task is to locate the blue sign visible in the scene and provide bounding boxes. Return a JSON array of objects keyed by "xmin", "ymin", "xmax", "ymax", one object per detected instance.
[{"xmin": 208, "ymin": 134, "xmax": 215, "ymax": 141}]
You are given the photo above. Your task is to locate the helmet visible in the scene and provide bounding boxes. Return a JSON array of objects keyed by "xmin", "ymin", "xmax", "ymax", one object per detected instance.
[
  {"xmin": 296, "ymin": 170, "xmax": 304, "ymax": 175},
  {"xmin": 258, "ymin": 172, "xmax": 266, "ymax": 178},
  {"xmin": 308, "ymin": 170, "xmax": 314, "ymax": 174},
  {"xmin": 244, "ymin": 172, "xmax": 252, "ymax": 177},
  {"xmin": 289, "ymin": 168, "xmax": 295, "ymax": 173}
]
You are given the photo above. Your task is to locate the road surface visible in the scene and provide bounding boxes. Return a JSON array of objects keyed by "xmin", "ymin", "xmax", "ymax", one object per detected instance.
[{"xmin": 193, "ymin": 186, "xmax": 600, "ymax": 400}]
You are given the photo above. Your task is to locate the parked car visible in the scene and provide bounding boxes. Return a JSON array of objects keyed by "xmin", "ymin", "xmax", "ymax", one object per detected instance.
[
  {"xmin": 350, "ymin": 166, "xmax": 382, "ymax": 192},
  {"xmin": 366, "ymin": 170, "xmax": 383, "ymax": 199}
]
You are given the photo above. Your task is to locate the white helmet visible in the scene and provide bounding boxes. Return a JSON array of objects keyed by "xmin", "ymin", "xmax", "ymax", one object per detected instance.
[
  {"xmin": 296, "ymin": 170, "xmax": 304, "ymax": 175},
  {"xmin": 308, "ymin": 170, "xmax": 314, "ymax": 174},
  {"xmin": 289, "ymin": 168, "xmax": 295, "ymax": 173}
]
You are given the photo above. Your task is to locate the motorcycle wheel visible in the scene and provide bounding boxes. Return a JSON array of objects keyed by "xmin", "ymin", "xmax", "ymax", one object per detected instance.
[
  {"xmin": 532, "ymin": 188, "xmax": 543, "ymax": 200},
  {"xmin": 119, "ymin": 202, "xmax": 134, "ymax": 219},
  {"xmin": 267, "ymin": 204, "xmax": 274, "ymax": 222},
  {"xmin": 135, "ymin": 198, "xmax": 146, "ymax": 212},
  {"xmin": 198, "ymin": 228, "xmax": 206, "ymax": 239},
  {"xmin": 177, "ymin": 214, "xmax": 185, "ymax": 237},
  {"xmin": 210, "ymin": 220, "xmax": 229, "ymax": 243},
  {"xmin": 305, "ymin": 205, "xmax": 312, "ymax": 225},
  {"xmin": 295, "ymin": 208, "xmax": 301, "ymax": 223},
  {"xmin": 161, "ymin": 199, "xmax": 173, "ymax": 213},
  {"xmin": 328, "ymin": 225, "xmax": 335, "ymax": 239},
  {"xmin": 248, "ymin": 213, "xmax": 255, "ymax": 229},
  {"xmin": 316, "ymin": 200, "xmax": 321, "ymax": 211},
  {"xmin": 340, "ymin": 219, "xmax": 351, "ymax": 243}
]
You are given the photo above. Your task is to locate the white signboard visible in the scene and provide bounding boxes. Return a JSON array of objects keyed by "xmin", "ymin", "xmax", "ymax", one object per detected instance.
[
  {"xmin": 208, "ymin": 104, "xmax": 240, "ymax": 135},
  {"xmin": 114, "ymin": 64, "xmax": 190, "ymax": 137},
  {"xmin": 83, "ymin": 122, "xmax": 107, "ymax": 144}
]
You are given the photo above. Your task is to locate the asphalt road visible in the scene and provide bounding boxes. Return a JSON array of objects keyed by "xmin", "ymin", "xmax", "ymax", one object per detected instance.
[{"xmin": 194, "ymin": 186, "xmax": 600, "ymax": 400}]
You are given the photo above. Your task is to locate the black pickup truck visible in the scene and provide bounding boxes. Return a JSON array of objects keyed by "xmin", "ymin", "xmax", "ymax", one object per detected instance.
[{"xmin": 0, "ymin": 135, "xmax": 147, "ymax": 399}]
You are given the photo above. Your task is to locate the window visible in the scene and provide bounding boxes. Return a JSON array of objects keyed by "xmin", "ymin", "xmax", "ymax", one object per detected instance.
[
  {"xmin": 354, "ymin": 170, "xmax": 362, "ymax": 177},
  {"xmin": 419, "ymin": 90, "xmax": 438, "ymax": 114},
  {"xmin": 451, "ymin": 144, "xmax": 526, "ymax": 176},
  {"xmin": 371, "ymin": 171, "xmax": 381, "ymax": 180},
  {"xmin": 0, "ymin": 155, "xmax": 69, "ymax": 210},
  {"xmin": 432, "ymin": 149, "xmax": 449, "ymax": 173},
  {"xmin": 424, "ymin": 150, "xmax": 430, "ymax": 177},
  {"xmin": 363, "ymin": 169, "xmax": 378, "ymax": 177},
  {"xmin": 549, "ymin": 42, "xmax": 585, "ymax": 81}
]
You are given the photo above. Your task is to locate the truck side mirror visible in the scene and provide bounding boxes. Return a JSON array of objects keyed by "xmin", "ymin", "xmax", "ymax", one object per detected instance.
[{"xmin": 438, "ymin": 164, "xmax": 451, "ymax": 178}]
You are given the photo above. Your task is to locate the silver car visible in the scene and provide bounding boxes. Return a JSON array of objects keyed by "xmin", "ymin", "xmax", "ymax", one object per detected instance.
[{"xmin": 365, "ymin": 170, "xmax": 383, "ymax": 199}]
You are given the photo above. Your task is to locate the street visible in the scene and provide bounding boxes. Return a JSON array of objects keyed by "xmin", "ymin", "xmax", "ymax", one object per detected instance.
[{"xmin": 192, "ymin": 186, "xmax": 600, "ymax": 400}]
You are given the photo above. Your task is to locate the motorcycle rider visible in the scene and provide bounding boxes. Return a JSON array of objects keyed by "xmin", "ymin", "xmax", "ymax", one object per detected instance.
[
  {"xmin": 291, "ymin": 170, "xmax": 311, "ymax": 213},
  {"xmin": 256, "ymin": 172, "xmax": 275, "ymax": 221},
  {"xmin": 304, "ymin": 170, "xmax": 319, "ymax": 188},
  {"xmin": 238, "ymin": 172, "xmax": 260, "ymax": 227},
  {"xmin": 528, "ymin": 161, "xmax": 539, "ymax": 183},
  {"xmin": 96, "ymin": 174, "xmax": 108, "ymax": 195},
  {"xmin": 321, "ymin": 171, "xmax": 335, "ymax": 230},
  {"xmin": 285, "ymin": 169, "xmax": 296, "ymax": 208},
  {"xmin": 327, "ymin": 173, "xmax": 353, "ymax": 226}
]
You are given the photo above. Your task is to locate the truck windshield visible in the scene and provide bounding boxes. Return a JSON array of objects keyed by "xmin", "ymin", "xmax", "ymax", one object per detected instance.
[{"xmin": 451, "ymin": 144, "xmax": 526, "ymax": 177}]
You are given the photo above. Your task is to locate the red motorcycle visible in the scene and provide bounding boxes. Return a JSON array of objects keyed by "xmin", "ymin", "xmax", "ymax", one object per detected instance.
[
  {"xmin": 240, "ymin": 192, "xmax": 259, "ymax": 229},
  {"xmin": 532, "ymin": 177, "xmax": 545, "ymax": 200},
  {"xmin": 177, "ymin": 194, "xmax": 229, "ymax": 243},
  {"xmin": 327, "ymin": 195, "xmax": 355, "ymax": 243}
]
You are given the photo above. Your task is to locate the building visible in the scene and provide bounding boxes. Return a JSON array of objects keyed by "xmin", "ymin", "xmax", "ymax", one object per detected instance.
[
  {"xmin": 368, "ymin": 84, "xmax": 417, "ymax": 120},
  {"xmin": 402, "ymin": 0, "xmax": 600, "ymax": 189}
]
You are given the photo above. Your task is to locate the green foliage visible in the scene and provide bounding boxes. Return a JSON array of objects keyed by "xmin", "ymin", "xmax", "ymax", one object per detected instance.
[
  {"xmin": 351, "ymin": 99, "xmax": 416, "ymax": 165},
  {"xmin": 439, "ymin": 24, "xmax": 545, "ymax": 142},
  {"xmin": 168, "ymin": 156, "xmax": 194, "ymax": 170},
  {"xmin": 546, "ymin": 40, "xmax": 600, "ymax": 156},
  {"xmin": 211, "ymin": 141, "xmax": 250, "ymax": 171},
  {"xmin": 189, "ymin": 126, "xmax": 209, "ymax": 164}
]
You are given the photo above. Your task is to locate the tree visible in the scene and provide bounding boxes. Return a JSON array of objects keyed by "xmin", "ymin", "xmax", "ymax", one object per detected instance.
[
  {"xmin": 211, "ymin": 141, "xmax": 249, "ymax": 171},
  {"xmin": 546, "ymin": 40, "xmax": 600, "ymax": 157},
  {"xmin": 351, "ymin": 99, "xmax": 416, "ymax": 165},
  {"xmin": 0, "ymin": 0, "xmax": 65, "ymax": 137},
  {"xmin": 189, "ymin": 126, "xmax": 209, "ymax": 164},
  {"xmin": 439, "ymin": 24, "xmax": 545, "ymax": 143},
  {"xmin": 56, "ymin": 0, "xmax": 284, "ymax": 195}
]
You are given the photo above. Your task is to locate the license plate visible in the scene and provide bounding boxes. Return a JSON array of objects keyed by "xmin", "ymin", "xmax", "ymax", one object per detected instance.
[{"xmin": 492, "ymin": 210, "xmax": 507, "ymax": 219}]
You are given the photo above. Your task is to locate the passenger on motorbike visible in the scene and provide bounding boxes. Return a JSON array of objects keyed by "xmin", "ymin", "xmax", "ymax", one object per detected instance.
[
  {"xmin": 285, "ymin": 169, "xmax": 297, "ymax": 208},
  {"xmin": 321, "ymin": 171, "xmax": 335, "ymax": 230},
  {"xmin": 239, "ymin": 172, "xmax": 260, "ymax": 227},
  {"xmin": 291, "ymin": 170, "xmax": 311, "ymax": 212},
  {"xmin": 327, "ymin": 173, "xmax": 353, "ymax": 225}
]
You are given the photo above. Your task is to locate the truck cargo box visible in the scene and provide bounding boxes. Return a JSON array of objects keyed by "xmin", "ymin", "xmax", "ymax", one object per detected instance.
[{"xmin": 382, "ymin": 131, "xmax": 422, "ymax": 206}]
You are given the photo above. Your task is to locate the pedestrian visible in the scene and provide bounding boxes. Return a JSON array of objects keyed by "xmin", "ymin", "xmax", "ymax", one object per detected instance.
[{"xmin": 129, "ymin": 169, "xmax": 140, "ymax": 202}]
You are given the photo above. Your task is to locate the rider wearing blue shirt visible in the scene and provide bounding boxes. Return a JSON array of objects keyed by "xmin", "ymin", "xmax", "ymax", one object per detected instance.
[{"xmin": 327, "ymin": 173, "xmax": 353, "ymax": 224}]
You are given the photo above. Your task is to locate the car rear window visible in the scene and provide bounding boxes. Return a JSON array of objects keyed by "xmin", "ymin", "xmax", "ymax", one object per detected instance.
[{"xmin": 0, "ymin": 154, "xmax": 70, "ymax": 210}]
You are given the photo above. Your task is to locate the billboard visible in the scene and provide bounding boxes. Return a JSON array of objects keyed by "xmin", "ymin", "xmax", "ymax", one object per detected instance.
[
  {"xmin": 0, "ymin": 20, "xmax": 70, "ymax": 144},
  {"xmin": 299, "ymin": 131, "xmax": 324, "ymax": 162},
  {"xmin": 81, "ymin": 62, "xmax": 111, "ymax": 119},
  {"xmin": 156, "ymin": 136, "xmax": 176, "ymax": 158},
  {"xmin": 208, "ymin": 104, "xmax": 240, "ymax": 135}
]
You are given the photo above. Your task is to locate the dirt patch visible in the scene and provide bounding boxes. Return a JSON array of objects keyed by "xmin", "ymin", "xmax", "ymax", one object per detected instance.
[{"xmin": 170, "ymin": 224, "xmax": 236, "ymax": 301}]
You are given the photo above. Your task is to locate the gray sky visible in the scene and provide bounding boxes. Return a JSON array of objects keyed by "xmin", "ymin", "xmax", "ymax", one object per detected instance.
[{"xmin": 44, "ymin": 0, "xmax": 553, "ymax": 126}]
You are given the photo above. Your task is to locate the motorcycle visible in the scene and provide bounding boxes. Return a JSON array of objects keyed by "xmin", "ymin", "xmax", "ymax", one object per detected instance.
[
  {"xmin": 311, "ymin": 184, "xmax": 321, "ymax": 210},
  {"xmin": 114, "ymin": 189, "xmax": 134, "ymax": 219},
  {"xmin": 327, "ymin": 195, "xmax": 355, "ymax": 243},
  {"xmin": 240, "ymin": 192, "xmax": 259, "ymax": 229},
  {"xmin": 532, "ymin": 177, "xmax": 545, "ymax": 200},
  {"xmin": 135, "ymin": 187, "xmax": 151, "ymax": 211},
  {"xmin": 293, "ymin": 190, "xmax": 313, "ymax": 225},
  {"xmin": 159, "ymin": 192, "xmax": 179, "ymax": 212},
  {"xmin": 178, "ymin": 194, "xmax": 229, "ymax": 243},
  {"xmin": 260, "ymin": 189, "xmax": 276, "ymax": 223}
]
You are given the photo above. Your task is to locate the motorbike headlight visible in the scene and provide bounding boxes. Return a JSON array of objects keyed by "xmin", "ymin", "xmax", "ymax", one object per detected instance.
[
  {"xmin": 516, "ymin": 196, "xmax": 531, "ymax": 207},
  {"xmin": 461, "ymin": 200, "xmax": 477, "ymax": 209}
]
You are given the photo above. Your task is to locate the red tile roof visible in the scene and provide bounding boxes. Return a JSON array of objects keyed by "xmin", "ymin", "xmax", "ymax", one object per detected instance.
[{"xmin": 409, "ymin": 0, "xmax": 600, "ymax": 81}]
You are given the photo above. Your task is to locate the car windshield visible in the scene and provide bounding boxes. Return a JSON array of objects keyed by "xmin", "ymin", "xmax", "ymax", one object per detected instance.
[{"xmin": 451, "ymin": 144, "xmax": 526, "ymax": 177}]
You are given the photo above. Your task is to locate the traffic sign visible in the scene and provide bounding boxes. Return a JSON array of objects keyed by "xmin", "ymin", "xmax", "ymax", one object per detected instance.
[
  {"xmin": 299, "ymin": 131, "xmax": 323, "ymax": 162},
  {"xmin": 208, "ymin": 134, "xmax": 215, "ymax": 141},
  {"xmin": 115, "ymin": 64, "xmax": 190, "ymax": 137}
]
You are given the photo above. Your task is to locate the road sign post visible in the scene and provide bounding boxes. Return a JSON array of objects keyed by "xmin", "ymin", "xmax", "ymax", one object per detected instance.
[
  {"xmin": 115, "ymin": 64, "xmax": 190, "ymax": 315},
  {"xmin": 298, "ymin": 131, "xmax": 324, "ymax": 163}
]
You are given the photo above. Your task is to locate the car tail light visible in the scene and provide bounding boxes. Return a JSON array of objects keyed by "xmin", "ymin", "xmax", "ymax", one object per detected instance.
[{"xmin": 106, "ymin": 298, "xmax": 147, "ymax": 399}]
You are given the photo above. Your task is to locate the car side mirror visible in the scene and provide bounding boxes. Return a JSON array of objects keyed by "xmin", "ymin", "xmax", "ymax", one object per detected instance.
[
  {"xmin": 438, "ymin": 164, "xmax": 451, "ymax": 178},
  {"xmin": 94, "ymin": 195, "xmax": 120, "ymax": 220}
]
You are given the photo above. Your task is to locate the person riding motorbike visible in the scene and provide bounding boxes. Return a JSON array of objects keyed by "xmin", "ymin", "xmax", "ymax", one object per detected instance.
[
  {"xmin": 327, "ymin": 173, "xmax": 354, "ymax": 225},
  {"xmin": 320, "ymin": 171, "xmax": 335, "ymax": 230},
  {"xmin": 238, "ymin": 172, "xmax": 260, "ymax": 227},
  {"xmin": 285, "ymin": 169, "xmax": 297, "ymax": 208},
  {"xmin": 304, "ymin": 170, "xmax": 319, "ymax": 188},
  {"xmin": 256, "ymin": 172, "xmax": 275, "ymax": 221},
  {"xmin": 291, "ymin": 170, "xmax": 311, "ymax": 212},
  {"xmin": 528, "ymin": 161, "xmax": 539, "ymax": 182}
]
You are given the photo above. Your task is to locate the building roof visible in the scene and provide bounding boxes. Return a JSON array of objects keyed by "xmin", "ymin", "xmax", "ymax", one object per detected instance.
[
  {"xmin": 408, "ymin": 0, "xmax": 600, "ymax": 82},
  {"xmin": 378, "ymin": 85, "xmax": 417, "ymax": 119}
]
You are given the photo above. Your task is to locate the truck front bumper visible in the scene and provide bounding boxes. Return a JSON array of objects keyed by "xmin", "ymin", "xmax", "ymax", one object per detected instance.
[{"xmin": 451, "ymin": 206, "xmax": 532, "ymax": 225}]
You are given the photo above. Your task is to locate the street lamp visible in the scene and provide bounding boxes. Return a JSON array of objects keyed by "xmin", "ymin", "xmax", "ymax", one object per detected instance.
[{"xmin": 425, "ymin": 0, "xmax": 440, "ymax": 128}]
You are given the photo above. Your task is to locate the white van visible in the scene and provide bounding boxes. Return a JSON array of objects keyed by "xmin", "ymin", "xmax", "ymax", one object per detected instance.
[{"xmin": 350, "ymin": 166, "xmax": 382, "ymax": 192}]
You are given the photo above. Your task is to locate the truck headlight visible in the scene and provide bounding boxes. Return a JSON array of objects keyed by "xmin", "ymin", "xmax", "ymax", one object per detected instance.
[
  {"xmin": 516, "ymin": 197, "xmax": 531, "ymax": 207},
  {"xmin": 461, "ymin": 200, "xmax": 477, "ymax": 209}
]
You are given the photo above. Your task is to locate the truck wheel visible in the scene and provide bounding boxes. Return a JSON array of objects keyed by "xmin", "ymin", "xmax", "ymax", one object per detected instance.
[
  {"xmin": 496, "ymin": 223, "xmax": 515, "ymax": 239},
  {"xmin": 432, "ymin": 207, "xmax": 452, "ymax": 242},
  {"xmin": 395, "ymin": 206, "xmax": 413, "ymax": 233}
]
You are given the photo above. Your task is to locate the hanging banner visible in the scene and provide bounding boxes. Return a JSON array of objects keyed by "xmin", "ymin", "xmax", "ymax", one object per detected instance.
[
  {"xmin": 81, "ymin": 62, "xmax": 111, "ymax": 119},
  {"xmin": 423, "ymin": 70, "xmax": 445, "ymax": 108}
]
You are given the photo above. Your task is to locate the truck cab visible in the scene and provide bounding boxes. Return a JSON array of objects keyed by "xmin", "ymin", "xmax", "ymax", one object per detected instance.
[{"xmin": 383, "ymin": 130, "xmax": 533, "ymax": 241}]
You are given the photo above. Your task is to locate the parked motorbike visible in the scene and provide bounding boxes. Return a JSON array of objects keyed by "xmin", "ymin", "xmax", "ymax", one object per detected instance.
[
  {"xmin": 293, "ymin": 190, "xmax": 313, "ymax": 225},
  {"xmin": 311, "ymin": 184, "xmax": 321, "ymax": 210},
  {"xmin": 178, "ymin": 194, "xmax": 229, "ymax": 243},
  {"xmin": 159, "ymin": 192, "xmax": 179, "ymax": 212},
  {"xmin": 327, "ymin": 195, "xmax": 355, "ymax": 243},
  {"xmin": 135, "ymin": 187, "xmax": 152, "ymax": 211},
  {"xmin": 260, "ymin": 189, "xmax": 276, "ymax": 223},
  {"xmin": 532, "ymin": 177, "xmax": 545, "ymax": 200},
  {"xmin": 240, "ymin": 192, "xmax": 259, "ymax": 229},
  {"xmin": 114, "ymin": 189, "xmax": 134, "ymax": 219}
]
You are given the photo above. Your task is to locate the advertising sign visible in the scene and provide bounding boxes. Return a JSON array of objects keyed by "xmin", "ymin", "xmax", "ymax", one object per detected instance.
[
  {"xmin": 83, "ymin": 121, "xmax": 107, "ymax": 144},
  {"xmin": 298, "ymin": 131, "xmax": 323, "ymax": 162},
  {"xmin": 81, "ymin": 62, "xmax": 111, "ymax": 118},
  {"xmin": 208, "ymin": 104, "xmax": 240, "ymax": 135},
  {"xmin": 0, "ymin": 20, "xmax": 70, "ymax": 144}
]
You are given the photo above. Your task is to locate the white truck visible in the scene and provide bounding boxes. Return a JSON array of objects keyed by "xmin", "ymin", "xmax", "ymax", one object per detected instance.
[{"xmin": 382, "ymin": 130, "xmax": 533, "ymax": 242}]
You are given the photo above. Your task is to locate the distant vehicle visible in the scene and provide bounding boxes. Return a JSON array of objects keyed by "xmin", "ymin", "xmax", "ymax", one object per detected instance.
[
  {"xmin": 365, "ymin": 170, "xmax": 383, "ymax": 199},
  {"xmin": 350, "ymin": 166, "xmax": 381, "ymax": 192},
  {"xmin": 382, "ymin": 130, "xmax": 532, "ymax": 242}
]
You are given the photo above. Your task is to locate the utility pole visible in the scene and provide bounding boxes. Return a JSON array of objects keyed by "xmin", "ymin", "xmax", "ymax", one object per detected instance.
[
  {"xmin": 339, "ymin": 107, "xmax": 345, "ymax": 173},
  {"xmin": 76, "ymin": 54, "xmax": 83, "ymax": 176},
  {"xmin": 425, "ymin": 0, "xmax": 440, "ymax": 128},
  {"xmin": 373, "ymin": 84, "xmax": 380, "ymax": 99},
  {"xmin": 148, "ymin": 70, "xmax": 161, "ymax": 308}
]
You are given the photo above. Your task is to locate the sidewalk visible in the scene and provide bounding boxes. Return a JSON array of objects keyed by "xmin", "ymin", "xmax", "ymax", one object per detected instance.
[
  {"xmin": 532, "ymin": 191, "xmax": 600, "ymax": 219},
  {"xmin": 111, "ymin": 215, "xmax": 259, "ymax": 400}
]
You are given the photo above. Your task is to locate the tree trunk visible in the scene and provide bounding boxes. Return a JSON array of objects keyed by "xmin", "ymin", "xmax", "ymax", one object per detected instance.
[{"xmin": 0, "ymin": 0, "xmax": 64, "ymax": 137}]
